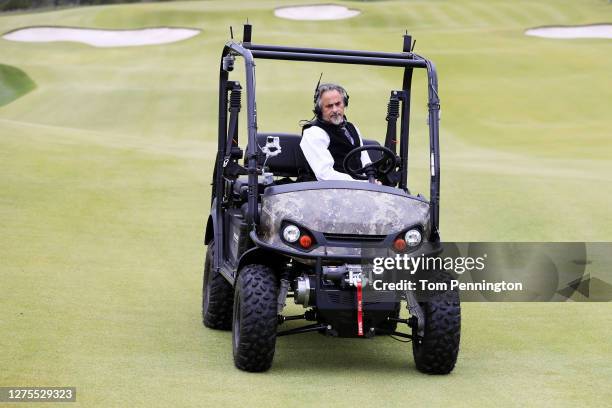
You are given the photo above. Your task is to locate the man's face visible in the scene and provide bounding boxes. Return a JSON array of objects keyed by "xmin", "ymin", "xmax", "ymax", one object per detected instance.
[{"xmin": 320, "ymin": 90, "xmax": 345, "ymax": 125}]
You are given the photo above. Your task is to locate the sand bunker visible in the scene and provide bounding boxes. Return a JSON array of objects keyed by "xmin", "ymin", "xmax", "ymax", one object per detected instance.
[
  {"xmin": 274, "ymin": 4, "xmax": 360, "ymax": 21},
  {"xmin": 525, "ymin": 24, "xmax": 612, "ymax": 39},
  {"xmin": 2, "ymin": 27, "xmax": 200, "ymax": 47}
]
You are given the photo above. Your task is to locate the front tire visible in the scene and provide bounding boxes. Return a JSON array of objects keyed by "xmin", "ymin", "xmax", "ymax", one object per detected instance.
[
  {"xmin": 232, "ymin": 264, "xmax": 278, "ymax": 372},
  {"xmin": 202, "ymin": 242, "xmax": 234, "ymax": 330},
  {"xmin": 412, "ymin": 281, "xmax": 461, "ymax": 374}
]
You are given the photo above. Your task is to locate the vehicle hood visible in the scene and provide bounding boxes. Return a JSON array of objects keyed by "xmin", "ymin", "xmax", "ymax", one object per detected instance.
[{"xmin": 257, "ymin": 183, "xmax": 431, "ymax": 257}]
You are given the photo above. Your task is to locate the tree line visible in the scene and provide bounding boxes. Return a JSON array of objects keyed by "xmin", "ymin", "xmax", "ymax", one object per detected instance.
[{"xmin": 1, "ymin": 0, "xmax": 164, "ymax": 12}]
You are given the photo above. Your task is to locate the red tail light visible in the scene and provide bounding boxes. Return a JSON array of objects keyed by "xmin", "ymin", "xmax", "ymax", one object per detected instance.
[
  {"xmin": 393, "ymin": 238, "xmax": 407, "ymax": 252},
  {"xmin": 299, "ymin": 235, "xmax": 313, "ymax": 249}
]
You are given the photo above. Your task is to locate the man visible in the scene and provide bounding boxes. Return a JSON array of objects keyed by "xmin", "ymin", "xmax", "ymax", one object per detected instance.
[{"xmin": 300, "ymin": 83, "xmax": 373, "ymax": 181}]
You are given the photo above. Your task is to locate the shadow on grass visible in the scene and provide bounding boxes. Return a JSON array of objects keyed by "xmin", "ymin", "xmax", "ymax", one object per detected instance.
[
  {"xmin": 272, "ymin": 320, "xmax": 415, "ymax": 374},
  {"xmin": 199, "ymin": 319, "xmax": 416, "ymax": 374},
  {"xmin": 0, "ymin": 64, "xmax": 36, "ymax": 107}
]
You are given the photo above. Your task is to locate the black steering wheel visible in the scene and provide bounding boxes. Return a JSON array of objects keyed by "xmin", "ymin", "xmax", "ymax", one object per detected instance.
[{"xmin": 343, "ymin": 145, "xmax": 398, "ymax": 183}]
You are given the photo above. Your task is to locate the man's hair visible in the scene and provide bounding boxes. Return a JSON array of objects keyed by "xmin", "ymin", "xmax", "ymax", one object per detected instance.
[{"xmin": 314, "ymin": 83, "xmax": 349, "ymax": 111}]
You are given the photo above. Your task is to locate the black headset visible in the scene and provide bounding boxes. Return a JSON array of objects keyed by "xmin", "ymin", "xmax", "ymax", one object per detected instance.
[{"xmin": 313, "ymin": 82, "xmax": 349, "ymax": 119}]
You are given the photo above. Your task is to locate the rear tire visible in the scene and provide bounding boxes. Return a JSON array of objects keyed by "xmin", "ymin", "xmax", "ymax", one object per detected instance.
[
  {"xmin": 412, "ymin": 274, "xmax": 461, "ymax": 374},
  {"xmin": 232, "ymin": 264, "xmax": 278, "ymax": 372},
  {"xmin": 202, "ymin": 242, "xmax": 234, "ymax": 330}
]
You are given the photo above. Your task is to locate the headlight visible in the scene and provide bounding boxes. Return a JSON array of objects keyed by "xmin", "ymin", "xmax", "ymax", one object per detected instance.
[
  {"xmin": 282, "ymin": 224, "xmax": 301, "ymax": 243},
  {"xmin": 405, "ymin": 229, "xmax": 422, "ymax": 247}
]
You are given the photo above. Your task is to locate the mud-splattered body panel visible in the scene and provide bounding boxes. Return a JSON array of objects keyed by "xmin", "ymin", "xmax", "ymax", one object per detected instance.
[{"xmin": 258, "ymin": 184, "xmax": 430, "ymax": 256}]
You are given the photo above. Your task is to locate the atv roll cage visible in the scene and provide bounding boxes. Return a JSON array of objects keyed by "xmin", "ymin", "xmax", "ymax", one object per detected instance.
[{"xmin": 211, "ymin": 24, "xmax": 441, "ymax": 278}]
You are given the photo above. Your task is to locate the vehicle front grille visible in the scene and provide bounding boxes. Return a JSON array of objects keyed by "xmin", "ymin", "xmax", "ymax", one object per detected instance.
[
  {"xmin": 327, "ymin": 291, "xmax": 355, "ymax": 305},
  {"xmin": 323, "ymin": 233, "xmax": 386, "ymax": 243}
]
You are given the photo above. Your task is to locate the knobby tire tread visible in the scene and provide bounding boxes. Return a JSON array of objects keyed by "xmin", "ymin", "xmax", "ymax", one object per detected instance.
[
  {"xmin": 202, "ymin": 242, "xmax": 234, "ymax": 330},
  {"xmin": 233, "ymin": 264, "xmax": 278, "ymax": 372},
  {"xmin": 413, "ymin": 270, "xmax": 461, "ymax": 374}
]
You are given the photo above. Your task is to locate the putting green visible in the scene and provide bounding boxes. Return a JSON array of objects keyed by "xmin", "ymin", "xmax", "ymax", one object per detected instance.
[{"xmin": 1, "ymin": 1, "xmax": 611, "ymax": 407}]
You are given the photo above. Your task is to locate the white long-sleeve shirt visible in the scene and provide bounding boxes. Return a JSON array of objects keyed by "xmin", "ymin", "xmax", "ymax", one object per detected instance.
[{"xmin": 300, "ymin": 125, "xmax": 372, "ymax": 181}]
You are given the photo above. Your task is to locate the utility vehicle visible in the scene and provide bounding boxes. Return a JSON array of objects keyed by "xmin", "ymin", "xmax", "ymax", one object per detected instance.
[{"xmin": 202, "ymin": 24, "xmax": 460, "ymax": 373}]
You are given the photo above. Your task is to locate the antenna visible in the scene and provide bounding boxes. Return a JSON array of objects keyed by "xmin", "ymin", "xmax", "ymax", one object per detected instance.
[
  {"xmin": 313, "ymin": 72, "xmax": 323, "ymax": 103},
  {"xmin": 315, "ymin": 73, "xmax": 323, "ymax": 89},
  {"xmin": 230, "ymin": 26, "xmax": 234, "ymax": 39}
]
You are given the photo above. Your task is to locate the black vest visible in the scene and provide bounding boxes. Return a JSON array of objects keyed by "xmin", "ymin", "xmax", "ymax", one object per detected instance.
[{"xmin": 301, "ymin": 118, "xmax": 362, "ymax": 179}]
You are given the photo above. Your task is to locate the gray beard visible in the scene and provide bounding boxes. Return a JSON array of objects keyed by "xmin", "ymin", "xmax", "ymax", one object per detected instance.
[{"xmin": 329, "ymin": 115, "xmax": 344, "ymax": 125}]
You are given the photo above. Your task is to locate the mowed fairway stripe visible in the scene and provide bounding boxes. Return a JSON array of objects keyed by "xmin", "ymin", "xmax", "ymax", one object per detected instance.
[
  {"xmin": 443, "ymin": 2, "xmax": 493, "ymax": 28},
  {"xmin": 462, "ymin": 1, "xmax": 519, "ymax": 27},
  {"xmin": 0, "ymin": 117, "xmax": 216, "ymax": 159}
]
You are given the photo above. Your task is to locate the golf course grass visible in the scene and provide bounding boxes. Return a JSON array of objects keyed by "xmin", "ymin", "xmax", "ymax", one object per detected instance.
[{"xmin": 1, "ymin": 0, "xmax": 611, "ymax": 406}]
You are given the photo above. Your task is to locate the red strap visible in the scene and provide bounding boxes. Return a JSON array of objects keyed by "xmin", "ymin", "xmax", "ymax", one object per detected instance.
[{"xmin": 357, "ymin": 280, "xmax": 363, "ymax": 336}]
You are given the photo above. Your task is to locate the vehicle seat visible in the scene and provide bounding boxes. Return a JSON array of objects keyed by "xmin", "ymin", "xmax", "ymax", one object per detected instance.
[{"xmin": 253, "ymin": 133, "xmax": 310, "ymax": 178}]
